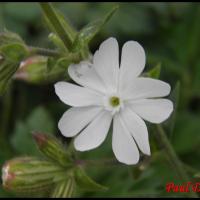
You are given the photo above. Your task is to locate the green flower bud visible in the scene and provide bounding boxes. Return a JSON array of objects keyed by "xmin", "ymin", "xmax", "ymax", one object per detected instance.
[
  {"xmin": 33, "ymin": 132, "xmax": 73, "ymax": 167},
  {"xmin": 2, "ymin": 157, "xmax": 66, "ymax": 195},
  {"xmin": 14, "ymin": 56, "xmax": 72, "ymax": 84},
  {"xmin": 51, "ymin": 178, "xmax": 75, "ymax": 198}
]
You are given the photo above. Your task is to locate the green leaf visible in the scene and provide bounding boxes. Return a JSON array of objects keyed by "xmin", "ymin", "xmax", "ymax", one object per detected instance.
[
  {"xmin": 46, "ymin": 8, "xmax": 77, "ymax": 52},
  {"xmin": 146, "ymin": 62, "xmax": 161, "ymax": 79},
  {"xmin": 11, "ymin": 106, "xmax": 55, "ymax": 156},
  {"xmin": 40, "ymin": 3, "xmax": 75, "ymax": 51},
  {"xmin": 74, "ymin": 167, "xmax": 108, "ymax": 191},
  {"xmin": 53, "ymin": 9, "xmax": 76, "ymax": 42},
  {"xmin": 72, "ymin": 5, "xmax": 119, "ymax": 53}
]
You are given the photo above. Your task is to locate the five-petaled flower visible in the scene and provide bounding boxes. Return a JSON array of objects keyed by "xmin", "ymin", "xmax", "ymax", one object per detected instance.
[{"xmin": 55, "ymin": 37, "xmax": 173, "ymax": 165}]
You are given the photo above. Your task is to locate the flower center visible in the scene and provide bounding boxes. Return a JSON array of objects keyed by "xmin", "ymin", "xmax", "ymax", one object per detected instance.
[
  {"xmin": 109, "ymin": 96, "xmax": 120, "ymax": 107},
  {"xmin": 103, "ymin": 95, "xmax": 123, "ymax": 115}
]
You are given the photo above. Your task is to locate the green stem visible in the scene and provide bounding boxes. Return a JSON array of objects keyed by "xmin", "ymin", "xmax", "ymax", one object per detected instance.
[
  {"xmin": 40, "ymin": 3, "xmax": 73, "ymax": 50},
  {"xmin": 28, "ymin": 46, "xmax": 81, "ymax": 62},
  {"xmin": 155, "ymin": 125, "xmax": 198, "ymax": 198},
  {"xmin": 28, "ymin": 46, "xmax": 60, "ymax": 57}
]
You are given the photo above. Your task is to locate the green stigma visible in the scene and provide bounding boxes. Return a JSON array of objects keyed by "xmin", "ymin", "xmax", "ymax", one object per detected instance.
[{"xmin": 110, "ymin": 96, "xmax": 120, "ymax": 107}]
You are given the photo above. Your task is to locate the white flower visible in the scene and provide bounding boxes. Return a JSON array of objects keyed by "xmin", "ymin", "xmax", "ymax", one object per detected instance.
[{"xmin": 54, "ymin": 37, "xmax": 173, "ymax": 165}]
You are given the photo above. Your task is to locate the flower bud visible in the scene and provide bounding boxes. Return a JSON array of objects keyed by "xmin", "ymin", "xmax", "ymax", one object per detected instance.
[
  {"xmin": 14, "ymin": 56, "xmax": 71, "ymax": 84},
  {"xmin": 51, "ymin": 178, "xmax": 75, "ymax": 198},
  {"xmin": 2, "ymin": 157, "xmax": 66, "ymax": 195},
  {"xmin": 32, "ymin": 132, "xmax": 73, "ymax": 167}
]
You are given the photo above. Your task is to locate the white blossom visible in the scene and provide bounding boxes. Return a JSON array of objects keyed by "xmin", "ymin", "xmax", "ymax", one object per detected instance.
[{"xmin": 55, "ymin": 37, "xmax": 173, "ymax": 165}]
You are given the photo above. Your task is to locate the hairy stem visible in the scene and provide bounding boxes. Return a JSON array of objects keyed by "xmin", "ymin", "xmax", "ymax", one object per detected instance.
[{"xmin": 28, "ymin": 46, "xmax": 60, "ymax": 57}]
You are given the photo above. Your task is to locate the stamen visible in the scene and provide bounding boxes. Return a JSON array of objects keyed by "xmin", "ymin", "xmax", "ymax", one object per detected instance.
[{"xmin": 110, "ymin": 96, "xmax": 120, "ymax": 107}]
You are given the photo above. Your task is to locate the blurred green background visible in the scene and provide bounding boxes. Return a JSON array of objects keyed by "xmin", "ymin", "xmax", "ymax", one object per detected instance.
[{"xmin": 0, "ymin": 2, "xmax": 200, "ymax": 197}]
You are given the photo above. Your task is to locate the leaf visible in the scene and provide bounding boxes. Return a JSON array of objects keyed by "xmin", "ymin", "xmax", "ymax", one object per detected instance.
[
  {"xmin": 11, "ymin": 106, "xmax": 55, "ymax": 156},
  {"xmin": 74, "ymin": 167, "xmax": 108, "ymax": 191},
  {"xmin": 146, "ymin": 63, "xmax": 161, "ymax": 79},
  {"xmin": 40, "ymin": 3, "xmax": 75, "ymax": 51},
  {"xmin": 43, "ymin": 7, "xmax": 76, "ymax": 44},
  {"xmin": 72, "ymin": 5, "xmax": 119, "ymax": 52}
]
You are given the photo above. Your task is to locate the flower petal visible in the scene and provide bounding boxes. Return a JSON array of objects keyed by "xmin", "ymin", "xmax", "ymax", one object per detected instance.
[
  {"xmin": 120, "ymin": 107, "xmax": 150, "ymax": 155},
  {"xmin": 121, "ymin": 77, "xmax": 171, "ymax": 100},
  {"xmin": 128, "ymin": 99, "xmax": 173, "ymax": 123},
  {"xmin": 112, "ymin": 114, "xmax": 140, "ymax": 165},
  {"xmin": 58, "ymin": 106, "xmax": 102, "ymax": 137},
  {"xmin": 74, "ymin": 111, "xmax": 112, "ymax": 151},
  {"xmin": 54, "ymin": 82, "xmax": 103, "ymax": 107},
  {"xmin": 119, "ymin": 41, "xmax": 146, "ymax": 92},
  {"xmin": 68, "ymin": 61, "xmax": 107, "ymax": 94},
  {"xmin": 93, "ymin": 37, "xmax": 119, "ymax": 93}
]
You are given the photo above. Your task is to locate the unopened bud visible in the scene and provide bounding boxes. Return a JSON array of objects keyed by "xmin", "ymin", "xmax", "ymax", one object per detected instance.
[
  {"xmin": 0, "ymin": 42, "xmax": 29, "ymax": 95},
  {"xmin": 14, "ymin": 56, "xmax": 71, "ymax": 84},
  {"xmin": 33, "ymin": 132, "xmax": 73, "ymax": 167},
  {"xmin": 2, "ymin": 157, "xmax": 66, "ymax": 195},
  {"xmin": 51, "ymin": 178, "xmax": 75, "ymax": 198}
]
